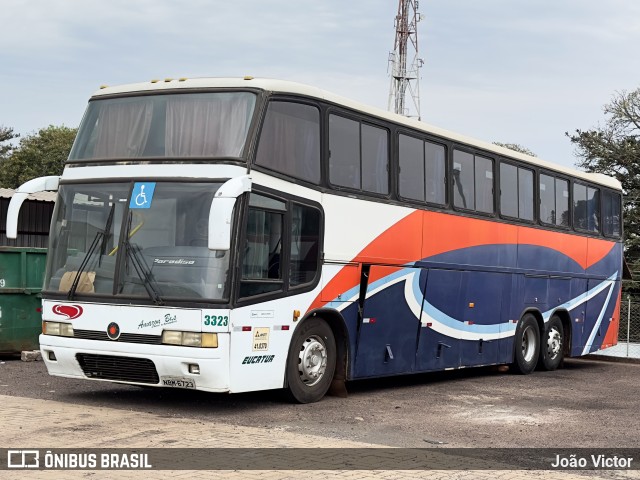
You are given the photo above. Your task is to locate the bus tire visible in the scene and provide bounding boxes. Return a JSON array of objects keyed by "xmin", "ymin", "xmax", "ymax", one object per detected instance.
[
  {"xmin": 537, "ymin": 316, "xmax": 564, "ymax": 371},
  {"xmin": 511, "ymin": 313, "xmax": 540, "ymax": 374},
  {"xmin": 285, "ymin": 318, "xmax": 336, "ymax": 404}
]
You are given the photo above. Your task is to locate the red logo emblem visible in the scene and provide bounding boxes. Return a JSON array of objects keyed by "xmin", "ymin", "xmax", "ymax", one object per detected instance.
[
  {"xmin": 107, "ymin": 322, "xmax": 121, "ymax": 340},
  {"xmin": 52, "ymin": 304, "xmax": 84, "ymax": 320}
]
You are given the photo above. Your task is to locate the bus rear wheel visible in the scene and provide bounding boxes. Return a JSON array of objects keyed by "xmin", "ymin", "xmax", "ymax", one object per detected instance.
[
  {"xmin": 538, "ymin": 316, "xmax": 564, "ymax": 371},
  {"xmin": 512, "ymin": 314, "xmax": 540, "ymax": 374},
  {"xmin": 285, "ymin": 318, "xmax": 336, "ymax": 404}
]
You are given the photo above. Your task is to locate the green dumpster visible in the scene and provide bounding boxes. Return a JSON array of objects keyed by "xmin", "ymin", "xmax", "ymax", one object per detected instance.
[{"xmin": 0, "ymin": 247, "xmax": 48, "ymax": 353}]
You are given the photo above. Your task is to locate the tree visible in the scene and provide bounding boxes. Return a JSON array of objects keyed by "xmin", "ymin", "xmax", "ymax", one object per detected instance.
[
  {"xmin": 0, "ymin": 126, "xmax": 19, "ymax": 159},
  {"xmin": 0, "ymin": 125, "xmax": 77, "ymax": 189},
  {"xmin": 492, "ymin": 142, "xmax": 536, "ymax": 157},
  {"xmin": 567, "ymin": 88, "xmax": 640, "ymax": 293}
]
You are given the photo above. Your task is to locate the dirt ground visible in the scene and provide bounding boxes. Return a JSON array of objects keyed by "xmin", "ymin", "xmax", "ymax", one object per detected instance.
[{"xmin": 1, "ymin": 355, "xmax": 638, "ymax": 450}]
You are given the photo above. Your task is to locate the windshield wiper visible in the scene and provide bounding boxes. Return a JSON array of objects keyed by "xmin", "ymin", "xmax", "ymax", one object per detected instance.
[
  {"xmin": 67, "ymin": 231, "xmax": 102, "ymax": 300},
  {"xmin": 99, "ymin": 203, "xmax": 116, "ymax": 262},
  {"xmin": 67, "ymin": 203, "xmax": 115, "ymax": 300},
  {"xmin": 123, "ymin": 239, "xmax": 164, "ymax": 306},
  {"xmin": 119, "ymin": 211, "xmax": 163, "ymax": 305}
]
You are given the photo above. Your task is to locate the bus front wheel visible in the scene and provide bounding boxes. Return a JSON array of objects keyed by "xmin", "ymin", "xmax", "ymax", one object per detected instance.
[
  {"xmin": 285, "ymin": 318, "xmax": 336, "ymax": 404},
  {"xmin": 537, "ymin": 316, "xmax": 564, "ymax": 371},
  {"xmin": 512, "ymin": 314, "xmax": 540, "ymax": 374}
]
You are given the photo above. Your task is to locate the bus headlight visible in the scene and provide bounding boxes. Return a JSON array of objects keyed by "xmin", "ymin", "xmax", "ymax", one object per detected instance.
[
  {"xmin": 162, "ymin": 331, "xmax": 218, "ymax": 348},
  {"xmin": 43, "ymin": 321, "xmax": 74, "ymax": 337},
  {"xmin": 161, "ymin": 331, "xmax": 183, "ymax": 345},
  {"xmin": 182, "ymin": 332, "xmax": 202, "ymax": 347}
]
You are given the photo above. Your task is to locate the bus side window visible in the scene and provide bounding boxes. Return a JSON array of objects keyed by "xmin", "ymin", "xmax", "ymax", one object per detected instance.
[
  {"xmin": 453, "ymin": 150, "xmax": 474, "ymax": 210},
  {"xmin": 425, "ymin": 141, "xmax": 446, "ymax": 205},
  {"xmin": 290, "ymin": 203, "xmax": 321, "ymax": 287},
  {"xmin": 475, "ymin": 155, "xmax": 493, "ymax": 214},
  {"xmin": 539, "ymin": 174, "xmax": 555, "ymax": 224},
  {"xmin": 587, "ymin": 186, "xmax": 600, "ymax": 232},
  {"xmin": 399, "ymin": 134, "xmax": 425, "ymax": 202},
  {"xmin": 573, "ymin": 183, "xmax": 588, "ymax": 230},
  {"xmin": 329, "ymin": 115, "xmax": 360, "ymax": 190},
  {"xmin": 330, "ymin": 115, "xmax": 389, "ymax": 195},
  {"xmin": 555, "ymin": 178, "xmax": 570, "ymax": 227},
  {"xmin": 603, "ymin": 191, "xmax": 621, "ymax": 237},
  {"xmin": 361, "ymin": 124, "xmax": 388, "ymax": 195},
  {"xmin": 255, "ymin": 101, "xmax": 320, "ymax": 184},
  {"xmin": 239, "ymin": 194, "xmax": 285, "ymax": 298}
]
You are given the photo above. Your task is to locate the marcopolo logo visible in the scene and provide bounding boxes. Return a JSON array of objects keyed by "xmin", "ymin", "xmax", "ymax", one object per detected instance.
[{"xmin": 52, "ymin": 304, "xmax": 84, "ymax": 320}]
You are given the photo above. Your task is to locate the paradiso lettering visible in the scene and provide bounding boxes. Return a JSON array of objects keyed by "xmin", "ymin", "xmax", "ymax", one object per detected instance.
[
  {"xmin": 242, "ymin": 355, "xmax": 275, "ymax": 365},
  {"xmin": 138, "ymin": 314, "xmax": 177, "ymax": 330},
  {"xmin": 153, "ymin": 258, "xmax": 195, "ymax": 265}
]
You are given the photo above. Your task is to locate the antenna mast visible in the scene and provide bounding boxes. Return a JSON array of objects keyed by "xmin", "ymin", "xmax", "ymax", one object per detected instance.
[{"xmin": 388, "ymin": 0, "xmax": 423, "ymax": 120}]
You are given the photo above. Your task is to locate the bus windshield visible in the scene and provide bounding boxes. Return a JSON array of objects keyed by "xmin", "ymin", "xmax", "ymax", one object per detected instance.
[
  {"xmin": 44, "ymin": 182, "xmax": 230, "ymax": 302},
  {"xmin": 69, "ymin": 92, "xmax": 257, "ymax": 161}
]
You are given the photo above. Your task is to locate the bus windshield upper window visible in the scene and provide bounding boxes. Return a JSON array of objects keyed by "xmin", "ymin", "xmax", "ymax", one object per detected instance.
[{"xmin": 69, "ymin": 92, "xmax": 257, "ymax": 161}]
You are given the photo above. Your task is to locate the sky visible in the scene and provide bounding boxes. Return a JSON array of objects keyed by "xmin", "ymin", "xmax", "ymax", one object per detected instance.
[{"xmin": 2, "ymin": 0, "xmax": 640, "ymax": 169}]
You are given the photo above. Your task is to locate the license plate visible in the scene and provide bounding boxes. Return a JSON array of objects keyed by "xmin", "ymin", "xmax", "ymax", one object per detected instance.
[{"xmin": 160, "ymin": 376, "xmax": 196, "ymax": 389}]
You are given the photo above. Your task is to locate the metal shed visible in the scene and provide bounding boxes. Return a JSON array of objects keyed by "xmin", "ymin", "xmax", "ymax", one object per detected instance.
[{"xmin": 0, "ymin": 188, "xmax": 56, "ymax": 248}]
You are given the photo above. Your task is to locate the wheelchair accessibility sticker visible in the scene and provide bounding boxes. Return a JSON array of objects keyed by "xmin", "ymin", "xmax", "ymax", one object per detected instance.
[{"xmin": 130, "ymin": 182, "xmax": 156, "ymax": 209}]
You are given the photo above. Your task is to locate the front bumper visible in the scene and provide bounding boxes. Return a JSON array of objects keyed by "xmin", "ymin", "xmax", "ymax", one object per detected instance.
[{"xmin": 39, "ymin": 333, "xmax": 231, "ymax": 393}]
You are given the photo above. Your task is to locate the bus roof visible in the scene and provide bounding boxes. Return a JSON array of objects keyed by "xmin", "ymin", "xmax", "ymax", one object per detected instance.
[{"xmin": 93, "ymin": 77, "xmax": 621, "ymax": 191}]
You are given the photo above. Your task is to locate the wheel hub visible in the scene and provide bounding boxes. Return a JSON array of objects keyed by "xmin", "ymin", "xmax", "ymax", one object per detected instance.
[
  {"xmin": 546, "ymin": 328, "xmax": 562, "ymax": 359},
  {"xmin": 298, "ymin": 335, "xmax": 327, "ymax": 387},
  {"xmin": 521, "ymin": 325, "xmax": 536, "ymax": 362}
]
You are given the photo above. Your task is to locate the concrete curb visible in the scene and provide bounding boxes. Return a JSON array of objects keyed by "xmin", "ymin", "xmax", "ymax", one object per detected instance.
[{"xmin": 582, "ymin": 354, "xmax": 640, "ymax": 365}]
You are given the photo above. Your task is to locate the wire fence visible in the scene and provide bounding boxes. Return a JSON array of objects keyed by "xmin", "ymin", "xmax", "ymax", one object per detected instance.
[{"xmin": 595, "ymin": 298, "xmax": 640, "ymax": 359}]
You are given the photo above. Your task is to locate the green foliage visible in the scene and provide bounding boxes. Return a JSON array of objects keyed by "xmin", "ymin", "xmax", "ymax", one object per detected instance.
[
  {"xmin": 0, "ymin": 126, "xmax": 19, "ymax": 159},
  {"xmin": 0, "ymin": 125, "xmax": 77, "ymax": 189},
  {"xmin": 567, "ymin": 88, "xmax": 640, "ymax": 294},
  {"xmin": 492, "ymin": 142, "xmax": 536, "ymax": 157}
]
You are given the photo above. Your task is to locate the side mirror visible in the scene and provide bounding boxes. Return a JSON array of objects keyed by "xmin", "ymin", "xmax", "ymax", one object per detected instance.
[
  {"xmin": 6, "ymin": 175, "xmax": 60, "ymax": 239},
  {"xmin": 208, "ymin": 175, "xmax": 252, "ymax": 251}
]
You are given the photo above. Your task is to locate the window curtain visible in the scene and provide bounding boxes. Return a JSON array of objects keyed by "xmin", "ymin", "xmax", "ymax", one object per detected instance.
[
  {"xmin": 93, "ymin": 101, "xmax": 153, "ymax": 158},
  {"xmin": 256, "ymin": 104, "xmax": 320, "ymax": 183},
  {"xmin": 165, "ymin": 93, "xmax": 253, "ymax": 157},
  {"xmin": 361, "ymin": 124, "xmax": 388, "ymax": 194}
]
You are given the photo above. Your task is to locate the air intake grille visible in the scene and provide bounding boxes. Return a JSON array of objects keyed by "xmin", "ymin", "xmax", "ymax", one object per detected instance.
[
  {"xmin": 74, "ymin": 329, "xmax": 162, "ymax": 345},
  {"xmin": 76, "ymin": 353, "xmax": 159, "ymax": 384}
]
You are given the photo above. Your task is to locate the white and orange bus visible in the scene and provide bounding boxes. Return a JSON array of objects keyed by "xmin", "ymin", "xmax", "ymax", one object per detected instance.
[{"xmin": 7, "ymin": 77, "xmax": 623, "ymax": 403}]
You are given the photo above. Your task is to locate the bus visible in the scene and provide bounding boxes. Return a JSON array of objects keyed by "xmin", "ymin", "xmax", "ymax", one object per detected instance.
[{"xmin": 6, "ymin": 77, "xmax": 623, "ymax": 403}]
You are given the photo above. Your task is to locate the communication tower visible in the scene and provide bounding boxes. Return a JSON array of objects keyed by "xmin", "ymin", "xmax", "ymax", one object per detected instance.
[{"xmin": 388, "ymin": 0, "xmax": 424, "ymax": 120}]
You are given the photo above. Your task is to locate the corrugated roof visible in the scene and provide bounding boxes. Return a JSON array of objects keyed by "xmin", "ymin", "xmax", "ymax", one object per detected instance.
[{"xmin": 0, "ymin": 188, "xmax": 57, "ymax": 202}]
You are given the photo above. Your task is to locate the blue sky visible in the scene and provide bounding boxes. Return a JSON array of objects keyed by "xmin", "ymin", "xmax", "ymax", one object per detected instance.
[{"xmin": 2, "ymin": 0, "xmax": 639, "ymax": 169}]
